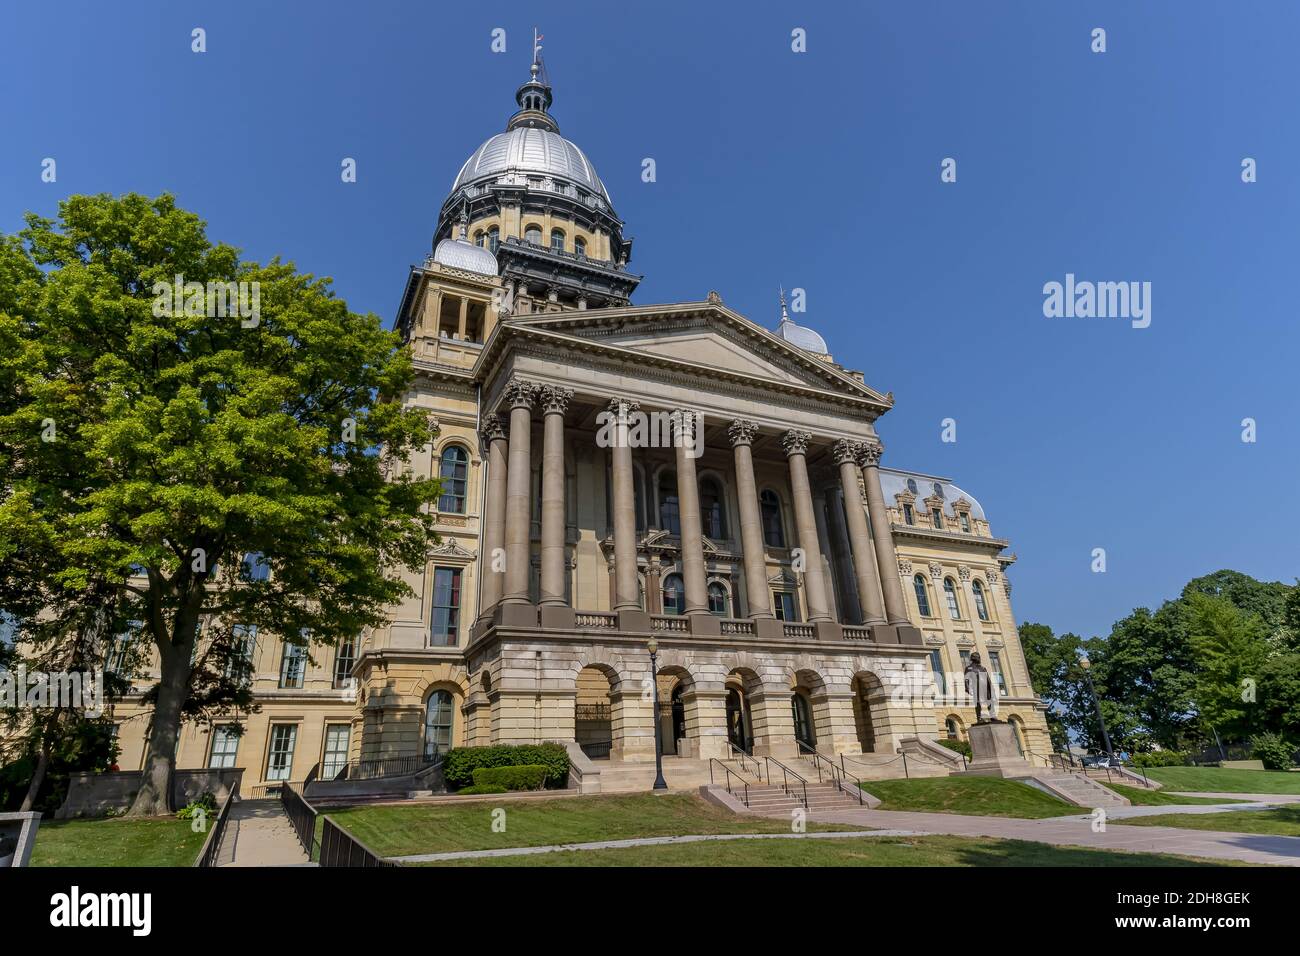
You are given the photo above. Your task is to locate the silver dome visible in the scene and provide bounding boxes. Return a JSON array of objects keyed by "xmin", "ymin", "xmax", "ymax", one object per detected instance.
[
  {"xmin": 452, "ymin": 127, "xmax": 611, "ymax": 204},
  {"xmin": 878, "ymin": 468, "xmax": 987, "ymax": 521},
  {"xmin": 432, "ymin": 238, "xmax": 498, "ymax": 276},
  {"xmin": 776, "ymin": 317, "xmax": 829, "ymax": 355}
]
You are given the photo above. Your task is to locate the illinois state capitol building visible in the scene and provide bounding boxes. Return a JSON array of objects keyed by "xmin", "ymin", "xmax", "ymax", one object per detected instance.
[{"xmin": 110, "ymin": 58, "xmax": 1052, "ymax": 791}]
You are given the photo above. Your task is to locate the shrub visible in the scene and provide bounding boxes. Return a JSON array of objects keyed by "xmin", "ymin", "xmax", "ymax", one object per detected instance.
[
  {"xmin": 936, "ymin": 738, "xmax": 971, "ymax": 758},
  {"xmin": 1130, "ymin": 750, "xmax": 1187, "ymax": 768},
  {"xmin": 455, "ymin": 784, "xmax": 508, "ymax": 795},
  {"xmin": 441, "ymin": 744, "xmax": 569, "ymax": 790},
  {"xmin": 176, "ymin": 791, "xmax": 217, "ymax": 820},
  {"xmin": 471, "ymin": 764, "xmax": 548, "ymax": 792},
  {"xmin": 1250, "ymin": 732, "xmax": 1294, "ymax": 771}
]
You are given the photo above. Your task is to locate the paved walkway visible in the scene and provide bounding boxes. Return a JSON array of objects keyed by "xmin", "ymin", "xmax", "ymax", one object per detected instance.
[
  {"xmin": 391, "ymin": 828, "xmax": 916, "ymax": 863},
  {"xmin": 217, "ymin": 798, "xmax": 313, "ymax": 867},
  {"xmin": 803, "ymin": 804, "xmax": 1300, "ymax": 866},
  {"xmin": 1166, "ymin": 791, "xmax": 1300, "ymax": 804}
]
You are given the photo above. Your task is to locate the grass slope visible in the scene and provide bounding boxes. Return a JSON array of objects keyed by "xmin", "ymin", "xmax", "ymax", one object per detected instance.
[
  {"xmin": 1144, "ymin": 767, "xmax": 1300, "ymax": 795},
  {"xmin": 433, "ymin": 833, "xmax": 1233, "ymax": 867},
  {"xmin": 1114, "ymin": 805, "xmax": 1300, "ymax": 837},
  {"xmin": 862, "ymin": 776, "xmax": 1079, "ymax": 818},
  {"xmin": 30, "ymin": 816, "xmax": 208, "ymax": 867},
  {"xmin": 329, "ymin": 792, "xmax": 857, "ymax": 857},
  {"xmin": 1104, "ymin": 783, "xmax": 1248, "ymax": 806}
]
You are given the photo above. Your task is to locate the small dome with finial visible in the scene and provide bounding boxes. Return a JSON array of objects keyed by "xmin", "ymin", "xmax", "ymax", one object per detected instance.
[{"xmin": 774, "ymin": 287, "xmax": 829, "ymax": 355}]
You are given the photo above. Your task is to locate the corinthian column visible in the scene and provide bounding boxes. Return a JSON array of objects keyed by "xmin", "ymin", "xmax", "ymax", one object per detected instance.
[
  {"xmin": 672, "ymin": 410, "xmax": 710, "ymax": 615},
  {"xmin": 502, "ymin": 378, "xmax": 535, "ymax": 605},
  {"xmin": 728, "ymin": 420, "xmax": 772, "ymax": 619},
  {"xmin": 608, "ymin": 398, "xmax": 642, "ymax": 613},
  {"xmin": 781, "ymin": 430, "xmax": 832, "ymax": 623},
  {"xmin": 858, "ymin": 440, "xmax": 910, "ymax": 625},
  {"xmin": 478, "ymin": 414, "xmax": 508, "ymax": 619},
  {"xmin": 538, "ymin": 385, "xmax": 573, "ymax": 606},
  {"xmin": 833, "ymin": 439, "xmax": 886, "ymax": 625}
]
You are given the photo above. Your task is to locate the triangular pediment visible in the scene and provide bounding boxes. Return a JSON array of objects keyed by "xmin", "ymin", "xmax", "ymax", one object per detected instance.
[{"xmin": 506, "ymin": 303, "xmax": 889, "ymax": 405}]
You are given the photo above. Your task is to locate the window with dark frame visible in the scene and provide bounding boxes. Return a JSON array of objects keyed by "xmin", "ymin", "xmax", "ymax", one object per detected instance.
[
  {"xmin": 438, "ymin": 446, "xmax": 468, "ymax": 513},
  {"xmin": 266, "ymin": 724, "xmax": 297, "ymax": 781},
  {"xmin": 430, "ymin": 567, "xmax": 462, "ymax": 646}
]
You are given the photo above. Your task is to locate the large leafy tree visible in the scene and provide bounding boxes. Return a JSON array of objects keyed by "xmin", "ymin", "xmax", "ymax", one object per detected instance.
[
  {"xmin": 1185, "ymin": 593, "xmax": 1271, "ymax": 742},
  {"xmin": 0, "ymin": 194, "xmax": 439, "ymax": 814}
]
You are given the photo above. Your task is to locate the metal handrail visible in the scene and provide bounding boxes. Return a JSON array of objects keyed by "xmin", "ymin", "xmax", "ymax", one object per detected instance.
[
  {"xmin": 708, "ymin": 757, "xmax": 750, "ymax": 807},
  {"xmin": 726, "ymin": 740, "xmax": 766, "ymax": 784},
  {"xmin": 762, "ymin": 752, "xmax": 810, "ymax": 809},
  {"xmin": 798, "ymin": 741, "xmax": 864, "ymax": 805}
]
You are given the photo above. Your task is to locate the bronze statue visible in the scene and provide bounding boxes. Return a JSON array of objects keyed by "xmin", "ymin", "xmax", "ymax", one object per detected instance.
[{"xmin": 963, "ymin": 651, "xmax": 999, "ymax": 723}]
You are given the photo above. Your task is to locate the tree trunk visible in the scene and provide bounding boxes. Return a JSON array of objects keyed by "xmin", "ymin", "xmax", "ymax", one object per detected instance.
[
  {"xmin": 19, "ymin": 735, "xmax": 52, "ymax": 813},
  {"xmin": 126, "ymin": 645, "xmax": 191, "ymax": 816}
]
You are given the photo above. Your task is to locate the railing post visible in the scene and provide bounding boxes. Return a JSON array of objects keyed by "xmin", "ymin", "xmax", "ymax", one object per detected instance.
[{"xmin": 902, "ymin": 751, "xmax": 909, "ymax": 779}]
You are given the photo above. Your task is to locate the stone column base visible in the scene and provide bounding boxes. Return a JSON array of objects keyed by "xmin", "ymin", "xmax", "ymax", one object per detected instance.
[
  {"xmin": 955, "ymin": 720, "xmax": 1034, "ymax": 777},
  {"xmin": 539, "ymin": 605, "xmax": 575, "ymax": 630},
  {"xmin": 497, "ymin": 602, "xmax": 539, "ymax": 628}
]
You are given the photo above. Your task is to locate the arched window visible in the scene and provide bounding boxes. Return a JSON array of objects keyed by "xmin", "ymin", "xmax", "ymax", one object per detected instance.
[
  {"xmin": 700, "ymin": 477, "xmax": 727, "ymax": 539},
  {"xmin": 658, "ymin": 470, "xmax": 680, "ymax": 534},
  {"xmin": 945, "ymin": 717, "xmax": 960, "ymax": 740},
  {"xmin": 662, "ymin": 573, "xmax": 685, "ymax": 615},
  {"xmin": 524, "ymin": 224, "xmax": 542, "ymax": 245},
  {"xmin": 437, "ymin": 446, "xmax": 468, "ymax": 513},
  {"xmin": 943, "ymin": 578, "xmax": 962, "ymax": 620},
  {"xmin": 760, "ymin": 490, "xmax": 785, "ymax": 548},
  {"xmin": 574, "ymin": 236, "xmax": 586, "ymax": 257},
  {"xmin": 487, "ymin": 227, "xmax": 499, "ymax": 254},
  {"xmin": 972, "ymin": 579, "xmax": 991, "ymax": 621},
  {"xmin": 913, "ymin": 574, "xmax": 932, "ymax": 616},
  {"xmin": 473, "ymin": 230, "xmax": 484, "ymax": 247},
  {"xmin": 550, "ymin": 228, "xmax": 565, "ymax": 252},
  {"xmin": 424, "ymin": 690, "xmax": 454, "ymax": 759},
  {"xmin": 708, "ymin": 581, "xmax": 730, "ymax": 617}
]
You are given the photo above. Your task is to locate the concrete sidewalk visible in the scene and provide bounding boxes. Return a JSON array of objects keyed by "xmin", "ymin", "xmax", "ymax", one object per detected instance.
[
  {"xmin": 804, "ymin": 805, "xmax": 1300, "ymax": 866},
  {"xmin": 217, "ymin": 798, "xmax": 314, "ymax": 867}
]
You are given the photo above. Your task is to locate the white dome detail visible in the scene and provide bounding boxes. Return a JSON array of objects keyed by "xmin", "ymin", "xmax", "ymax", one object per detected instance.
[
  {"xmin": 452, "ymin": 127, "xmax": 611, "ymax": 204},
  {"xmin": 432, "ymin": 238, "xmax": 498, "ymax": 276}
]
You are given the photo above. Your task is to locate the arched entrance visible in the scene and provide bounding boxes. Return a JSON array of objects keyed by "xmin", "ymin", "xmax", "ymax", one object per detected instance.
[
  {"xmin": 851, "ymin": 672, "xmax": 889, "ymax": 753},
  {"xmin": 655, "ymin": 664, "xmax": 697, "ymax": 757},
  {"xmin": 790, "ymin": 690, "xmax": 816, "ymax": 750},
  {"xmin": 575, "ymin": 664, "xmax": 614, "ymax": 759},
  {"xmin": 725, "ymin": 669, "xmax": 759, "ymax": 754}
]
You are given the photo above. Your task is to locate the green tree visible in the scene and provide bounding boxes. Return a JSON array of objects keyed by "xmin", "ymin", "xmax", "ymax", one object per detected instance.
[
  {"xmin": 1017, "ymin": 622, "xmax": 1085, "ymax": 750},
  {"xmin": 0, "ymin": 194, "xmax": 439, "ymax": 814},
  {"xmin": 1186, "ymin": 593, "xmax": 1271, "ymax": 742}
]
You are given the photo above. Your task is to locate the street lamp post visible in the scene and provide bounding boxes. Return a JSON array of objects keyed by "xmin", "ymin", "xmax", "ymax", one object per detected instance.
[
  {"xmin": 648, "ymin": 638, "xmax": 668, "ymax": 790},
  {"xmin": 1078, "ymin": 657, "xmax": 1115, "ymax": 763}
]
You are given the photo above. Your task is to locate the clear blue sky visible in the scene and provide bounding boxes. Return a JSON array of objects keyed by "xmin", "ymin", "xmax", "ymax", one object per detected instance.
[{"xmin": 2, "ymin": 1, "xmax": 1296, "ymax": 640}]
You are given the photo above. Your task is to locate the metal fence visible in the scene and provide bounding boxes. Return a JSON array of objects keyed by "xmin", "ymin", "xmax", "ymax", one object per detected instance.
[
  {"xmin": 193, "ymin": 793, "xmax": 236, "ymax": 868},
  {"xmin": 279, "ymin": 782, "xmax": 319, "ymax": 858},
  {"xmin": 318, "ymin": 816, "xmax": 395, "ymax": 868}
]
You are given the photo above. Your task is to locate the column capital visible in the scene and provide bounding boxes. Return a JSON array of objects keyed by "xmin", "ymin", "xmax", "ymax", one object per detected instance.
[
  {"xmin": 538, "ymin": 384, "xmax": 574, "ymax": 416},
  {"xmin": 606, "ymin": 396, "xmax": 641, "ymax": 417},
  {"xmin": 856, "ymin": 439, "xmax": 884, "ymax": 467},
  {"xmin": 832, "ymin": 438, "xmax": 860, "ymax": 466},
  {"xmin": 670, "ymin": 408, "xmax": 700, "ymax": 444},
  {"xmin": 727, "ymin": 419, "xmax": 759, "ymax": 447},
  {"xmin": 503, "ymin": 377, "xmax": 537, "ymax": 410},
  {"xmin": 780, "ymin": 429, "xmax": 812, "ymax": 457},
  {"xmin": 479, "ymin": 413, "xmax": 507, "ymax": 445}
]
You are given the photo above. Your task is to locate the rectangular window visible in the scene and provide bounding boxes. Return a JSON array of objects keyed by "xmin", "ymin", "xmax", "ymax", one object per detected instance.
[
  {"xmin": 334, "ymin": 636, "xmax": 357, "ymax": 689},
  {"xmin": 321, "ymin": 724, "xmax": 350, "ymax": 780},
  {"xmin": 266, "ymin": 724, "xmax": 297, "ymax": 781},
  {"xmin": 430, "ymin": 568, "xmax": 462, "ymax": 646},
  {"xmin": 903, "ymin": 503, "xmax": 914, "ymax": 525},
  {"xmin": 959, "ymin": 649, "xmax": 972, "ymax": 672},
  {"xmin": 242, "ymin": 552, "xmax": 270, "ymax": 582},
  {"xmin": 209, "ymin": 725, "xmax": 240, "ymax": 769},
  {"xmin": 108, "ymin": 621, "xmax": 143, "ymax": 674},
  {"xmin": 772, "ymin": 591, "xmax": 798, "ymax": 622},
  {"xmin": 989, "ymin": 651, "xmax": 1008, "ymax": 696},
  {"xmin": 959, "ymin": 512, "xmax": 971, "ymax": 533},
  {"xmin": 227, "ymin": 624, "xmax": 257, "ymax": 681},
  {"xmin": 928, "ymin": 649, "xmax": 947, "ymax": 696},
  {"xmin": 932, "ymin": 508, "xmax": 944, "ymax": 530},
  {"xmin": 279, "ymin": 642, "xmax": 306, "ymax": 689}
]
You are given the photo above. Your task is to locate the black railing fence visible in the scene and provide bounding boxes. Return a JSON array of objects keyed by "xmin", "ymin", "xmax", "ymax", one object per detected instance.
[
  {"xmin": 194, "ymin": 793, "xmax": 236, "ymax": 868},
  {"xmin": 280, "ymin": 781, "xmax": 319, "ymax": 857},
  {"xmin": 318, "ymin": 816, "xmax": 395, "ymax": 868},
  {"xmin": 333, "ymin": 753, "xmax": 437, "ymax": 782}
]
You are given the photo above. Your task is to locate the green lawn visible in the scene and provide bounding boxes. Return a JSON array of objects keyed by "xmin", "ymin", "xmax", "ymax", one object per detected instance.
[
  {"xmin": 1114, "ymin": 805, "xmax": 1300, "ymax": 837},
  {"xmin": 432, "ymin": 833, "xmax": 1234, "ymax": 867},
  {"xmin": 29, "ymin": 816, "xmax": 209, "ymax": 867},
  {"xmin": 329, "ymin": 792, "xmax": 859, "ymax": 857},
  {"xmin": 1144, "ymin": 766, "xmax": 1300, "ymax": 794},
  {"xmin": 1104, "ymin": 782, "xmax": 1250, "ymax": 807},
  {"xmin": 861, "ymin": 776, "xmax": 1079, "ymax": 818}
]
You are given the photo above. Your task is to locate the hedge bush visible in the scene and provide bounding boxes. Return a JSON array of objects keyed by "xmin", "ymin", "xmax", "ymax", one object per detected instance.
[
  {"xmin": 442, "ymin": 744, "xmax": 569, "ymax": 790},
  {"xmin": 455, "ymin": 783, "xmax": 508, "ymax": 795},
  {"xmin": 1130, "ymin": 750, "xmax": 1187, "ymax": 768},
  {"xmin": 1250, "ymin": 732, "xmax": 1294, "ymax": 771},
  {"xmin": 471, "ymin": 764, "xmax": 548, "ymax": 792},
  {"xmin": 937, "ymin": 738, "xmax": 972, "ymax": 758}
]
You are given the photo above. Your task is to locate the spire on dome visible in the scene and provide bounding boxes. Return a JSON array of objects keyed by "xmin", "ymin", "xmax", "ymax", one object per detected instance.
[{"xmin": 508, "ymin": 29, "xmax": 558, "ymax": 133}]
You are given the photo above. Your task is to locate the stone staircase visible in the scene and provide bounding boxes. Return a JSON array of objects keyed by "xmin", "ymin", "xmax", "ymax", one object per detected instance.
[
  {"xmin": 738, "ymin": 779, "xmax": 869, "ymax": 816},
  {"xmin": 1025, "ymin": 771, "xmax": 1130, "ymax": 808}
]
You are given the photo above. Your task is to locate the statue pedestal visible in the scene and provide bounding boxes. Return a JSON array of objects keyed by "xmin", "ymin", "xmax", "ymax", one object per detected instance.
[{"xmin": 955, "ymin": 720, "xmax": 1033, "ymax": 778}]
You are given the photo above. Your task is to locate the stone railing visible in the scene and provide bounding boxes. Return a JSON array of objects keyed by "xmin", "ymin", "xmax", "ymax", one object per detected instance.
[
  {"xmin": 842, "ymin": 626, "xmax": 871, "ymax": 640},
  {"xmin": 651, "ymin": 615, "xmax": 690, "ymax": 632},
  {"xmin": 782, "ymin": 623, "xmax": 815, "ymax": 640},
  {"xmin": 719, "ymin": 619, "xmax": 756, "ymax": 636},
  {"xmin": 574, "ymin": 611, "xmax": 617, "ymax": 629}
]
